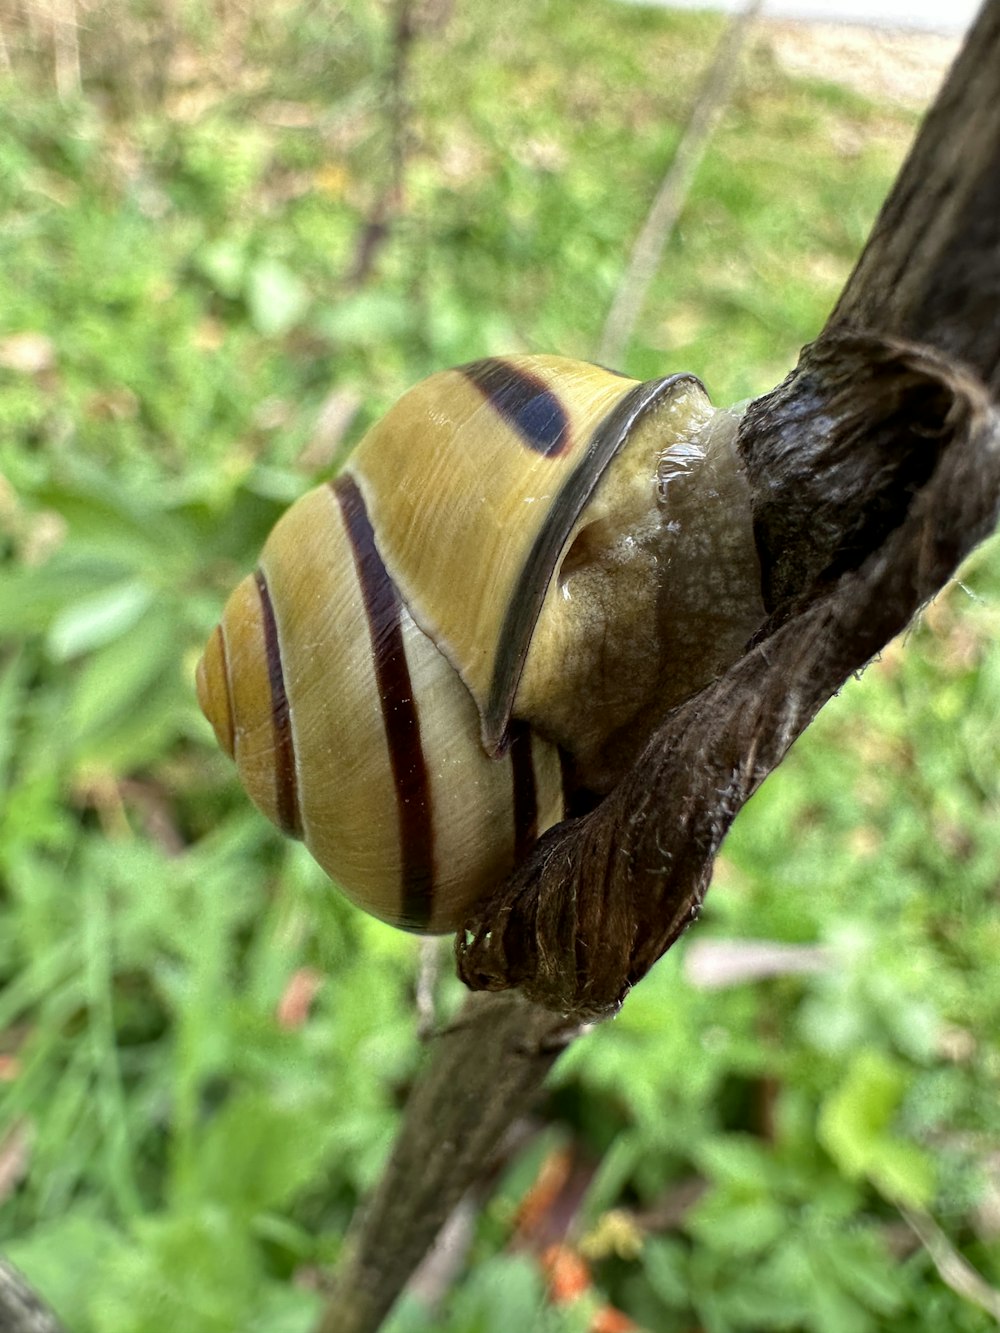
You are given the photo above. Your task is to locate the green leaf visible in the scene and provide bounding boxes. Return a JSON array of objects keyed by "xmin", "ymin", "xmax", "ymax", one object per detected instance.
[
  {"xmin": 695, "ymin": 1134, "xmax": 778, "ymax": 1190},
  {"xmin": 818, "ymin": 1050, "xmax": 935, "ymax": 1207},
  {"xmin": 0, "ymin": 651, "xmax": 26, "ymax": 792},
  {"xmin": 196, "ymin": 238, "xmax": 249, "ymax": 298},
  {"xmin": 821, "ymin": 1229, "xmax": 905, "ymax": 1316},
  {"xmin": 3, "ymin": 1213, "xmax": 123, "ymax": 1333},
  {"xmin": 38, "ymin": 479, "xmax": 183, "ymax": 566},
  {"xmin": 687, "ymin": 1192, "xmax": 787, "ymax": 1257},
  {"xmin": 246, "ymin": 259, "xmax": 310, "ymax": 336},
  {"xmin": 0, "ymin": 559, "xmax": 130, "ymax": 638},
  {"xmin": 68, "ymin": 609, "xmax": 179, "ymax": 746},
  {"xmin": 824, "ymin": 1050, "xmax": 907, "ymax": 1149},
  {"xmin": 448, "ymin": 1255, "xmax": 551, "ymax": 1333},
  {"xmin": 721, "ymin": 1271, "xmax": 808, "ymax": 1330},
  {"xmin": 316, "ymin": 290, "xmax": 413, "ymax": 346},
  {"xmin": 643, "ymin": 1237, "xmax": 688, "ymax": 1309},
  {"xmin": 47, "ymin": 580, "xmax": 153, "ymax": 661},
  {"xmin": 809, "ymin": 1273, "xmax": 873, "ymax": 1333},
  {"xmin": 184, "ymin": 1090, "xmax": 338, "ymax": 1217},
  {"xmin": 867, "ymin": 1140, "xmax": 936, "ymax": 1209},
  {"xmin": 243, "ymin": 1281, "xmax": 322, "ymax": 1333},
  {"xmin": 96, "ymin": 1209, "xmax": 258, "ymax": 1333}
]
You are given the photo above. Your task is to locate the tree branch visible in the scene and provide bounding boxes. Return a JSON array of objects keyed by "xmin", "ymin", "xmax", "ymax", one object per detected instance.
[
  {"xmin": 0, "ymin": 1259, "xmax": 69, "ymax": 1333},
  {"xmin": 456, "ymin": 0, "xmax": 1000, "ymax": 1019},
  {"xmin": 458, "ymin": 334, "xmax": 999, "ymax": 1016},
  {"xmin": 830, "ymin": 0, "xmax": 1000, "ymax": 394},
  {"xmin": 316, "ymin": 994, "xmax": 579, "ymax": 1333},
  {"xmin": 318, "ymin": 3, "xmax": 1000, "ymax": 1329}
]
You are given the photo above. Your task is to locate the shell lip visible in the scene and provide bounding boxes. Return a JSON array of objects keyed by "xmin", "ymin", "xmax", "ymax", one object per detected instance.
[{"xmin": 483, "ymin": 372, "xmax": 705, "ymax": 755}]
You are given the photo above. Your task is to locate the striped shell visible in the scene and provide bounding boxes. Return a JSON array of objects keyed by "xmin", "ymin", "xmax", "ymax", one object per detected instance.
[{"xmin": 196, "ymin": 355, "xmax": 764, "ymax": 932}]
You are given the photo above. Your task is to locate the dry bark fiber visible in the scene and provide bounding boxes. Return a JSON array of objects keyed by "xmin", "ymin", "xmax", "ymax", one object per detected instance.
[{"xmin": 456, "ymin": 332, "xmax": 1000, "ymax": 1019}]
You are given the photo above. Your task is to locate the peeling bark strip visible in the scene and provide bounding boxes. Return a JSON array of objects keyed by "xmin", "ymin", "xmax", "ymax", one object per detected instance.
[
  {"xmin": 457, "ymin": 333, "xmax": 1000, "ymax": 1018},
  {"xmin": 454, "ymin": 0, "xmax": 1000, "ymax": 1018},
  {"xmin": 830, "ymin": 0, "xmax": 1000, "ymax": 396},
  {"xmin": 743, "ymin": 336, "xmax": 990, "ymax": 615}
]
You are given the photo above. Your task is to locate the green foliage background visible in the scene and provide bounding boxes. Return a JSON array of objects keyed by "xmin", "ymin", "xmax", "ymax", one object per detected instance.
[{"xmin": 1, "ymin": 1, "xmax": 998, "ymax": 1330}]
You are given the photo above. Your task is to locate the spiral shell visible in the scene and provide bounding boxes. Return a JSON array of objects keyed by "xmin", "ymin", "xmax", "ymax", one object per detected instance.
[{"xmin": 197, "ymin": 355, "xmax": 763, "ymax": 930}]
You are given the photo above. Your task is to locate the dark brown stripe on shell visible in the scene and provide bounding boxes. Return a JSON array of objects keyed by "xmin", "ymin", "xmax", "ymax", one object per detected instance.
[
  {"xmin": 332, "ymin": 473, "xmax": 435, "ymax": 930},
  {"xmin": 483, "ymin": 373, "xmax": 704, "ymax": 755},
  {"xmin": 254, "ymin": 569, "xmax": 302, "ymax": 839},
  {"xmin": 214, "ymin": 624, "xmax": 237, "ymax": 759},
  {"xmin": 558, "ymin": 747, "xmax": 602, "ymax": 819},
  {"xmin": 461, "ymin": 357, "xmax": 570, "ymax": 456},
  {"xmin": 507, "ymin": 719, "xmax": 538, "ymax": 862}
]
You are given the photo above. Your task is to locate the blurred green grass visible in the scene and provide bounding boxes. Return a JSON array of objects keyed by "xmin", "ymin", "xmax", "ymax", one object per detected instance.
[{"xmin": 1, "ymin": 1, "xmax": 998, "ymax": 1330}]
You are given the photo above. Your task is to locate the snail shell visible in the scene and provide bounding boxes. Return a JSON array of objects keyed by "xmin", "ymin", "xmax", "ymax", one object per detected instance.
[{"xmin": 197, "ymin": 356, "xmax": 764, "ymax": 931}]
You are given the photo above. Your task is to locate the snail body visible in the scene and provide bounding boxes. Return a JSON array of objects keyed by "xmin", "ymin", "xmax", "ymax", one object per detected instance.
[{"xmin": 197, "ymin": 355, "xmax": 764, "ymax": 931}]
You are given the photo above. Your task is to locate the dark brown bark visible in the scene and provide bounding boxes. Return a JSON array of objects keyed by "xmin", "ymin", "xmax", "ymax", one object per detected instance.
[
  {"xmin": 316, "ymin": 994, "xmax": 577, "ymax": 1333},
  {"xmin": 457, "ymin": 335, "xmax": 999, "ymax": 1017},
  {"xmin": 318, "ymin": 3, "xmax": 1000, "ymax": 1330},
  {"xmin": 830, "ymin": 0, "xmax": 1000, "ymax": 395}
]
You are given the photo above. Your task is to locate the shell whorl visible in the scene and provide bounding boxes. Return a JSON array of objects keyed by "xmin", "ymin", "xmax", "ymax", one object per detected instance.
[
  {"xmin": 196, "ymin": 354, "xmax": 765, "ymax": 931},
  {"xmin": 196, "ymin": 472, "xmax": 565, "ymax": 931}
]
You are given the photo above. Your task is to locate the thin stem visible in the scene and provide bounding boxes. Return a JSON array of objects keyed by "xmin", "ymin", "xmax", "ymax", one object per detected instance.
[
  {"xmin": 348, "ymin": 0, "xmax": 417, "ymax": 287},
  {"xmin": 597, "ymin": 0, "xmax": 761, "ymax": 367},
  {"xmin": 900, "ymin": 1207, "xmax": 1000, "ymax": 1321}
]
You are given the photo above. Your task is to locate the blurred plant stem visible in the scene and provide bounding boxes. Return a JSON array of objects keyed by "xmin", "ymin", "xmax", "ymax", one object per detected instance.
[
  {"xmin": 598, "ymin": 0, "xmax": 761, "ymax": 368},
  {"xmin": 348, "ymin": 0, "xmax": 419, "ymax": 287},
  {"xmin": 50, "ymin": 0, "xmax": 81, "ymax": 101},
  {"xmin": 317, "ymin": 0, "xmax": 1000, "ymax": 1326},
  {"xmin": 900, "ymin": 1207, "xmax": 1000, "ymax": 1320}
]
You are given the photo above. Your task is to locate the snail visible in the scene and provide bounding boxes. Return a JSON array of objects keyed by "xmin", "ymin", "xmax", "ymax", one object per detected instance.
[{"xmin": 196, "ymin": 355, "xmax": 765, "ymax": 932}]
